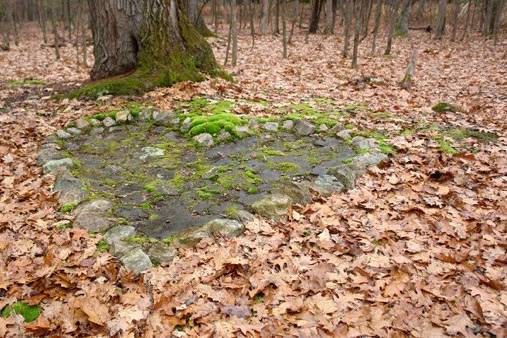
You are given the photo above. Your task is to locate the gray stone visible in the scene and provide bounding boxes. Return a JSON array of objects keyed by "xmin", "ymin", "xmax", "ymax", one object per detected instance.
[
  {"xmin": 352, "ymin": 152, "xmax": 388, "ymax": 170},
  {"xmin": 156, "ymin": 182, "xmax": 179, "ymax": 196},
  {"xmin": 170, "ymin": 117, "xmax": 180, "ymax": 126},
  {"xmin": 104, "ymin": 225, "xmax": 136, "ymax": 246},
  {"xmin": 152, "ymin": 111, "xmax": 172, "ymax": 122},
  {"xmin": 75, "ymin": 118, "xmax": 90, "ymax": 129},
  {"xmin": 120, "ymin": 248, "xmax": 153, "ymax": 273},
  {"xmin": 102, "ymin": 117, "xmax": 116, "ymax": 127},
  {"xmin": 282, "ymin": 120, "xmax": 294, "ymax": 130},
  {"xmin": 90, "ymin": 127, "xmax": 104, "ymax": 136},
  {"xmin": 206, "ymin": 219, "xmax": 244, "ymax": 237},
  {"xmin": 251, "ymin": 194, "xmax": 292, "ymax": 219},
  {"xmin": 37, "ymin": 144, "xmax": 63, "ymax": 165},
  {"xmin": 319, "ymin": 124, "xmax": 329, "ymax": 132},
  {"xmin": 312, "ymin": 174, "xmax": 345, "ymax": 195},
  {"xmin": 180, "ymin": 117, "xmax": 192, "ymax": 132},
  {"xmin": 139, "ymin": 147, "xmax": 165, "ymax": 161},
  {"xmin": 193, "ymin": 133, "xmax": 214, "ymax": 147},
  {"xmin": 263, "ymin": 122, "xmax": 279, "ymax": 132},
  {"xmin": 178, "ymin": 226, "xmax": 210, "ymax": 246},
  {"xmin": 327, "ymin": 166, "xmax": 357, "ymax": 189},
  {"xmin": 281, "ymin": 182, "xmax": 313, "ymax": 204},
  {"xmin": 329, "ymin": 124, "xmax": 344, "ymax": 133},
  {"xmin": 248, "ymin": 119, "xmax": 260, "ymax": 130},
  {"xmin": 89, "ymin": 119, "xmax": 100, "ymax": 126},
  {"xmin": 116, "ymin": 110, "xmax": 130, "ymax": 123},
  {"xmin": 351, "ymin": 136, "xmax": 378, "ymax": 150},
  {"xmin": 104, "ymin": 165, "xmax": 123, "ymax": 175},
  {"xmin": 218, "ymin": 130, "xmax": 231, "ymax": 141},
  {"xmin": 140, "ymin": 110, "xmax": 152, "ymax": 120},
  {"xmin": 56, "ymin": 129, "xmax": 72, "ymax": 139},
  {"xmin": 336, "ymin": 130, "xmax": 352, "ymax": 140},
  {"xmin": 67, "ymin": 127, "xmax": 82, "ymax": 135},
  {"xmin": 147, "ymin": 243, "xmax": 177, "ymax": 264},
  {"xmin": 111, "ymin": 239, "xmax": 139, "ymax": 257},
  {"xmin": 53, "ymin": 170, "xmax": 87, "ymax": 204},
  {"xmin": 294, "ymin": 120, "xmax": 316, "ymax": 136},
  {"xmin": 43, "ymin": 158, "xmax": 74, "ymax": 174},
  {"xmin": 235, "ymin": 125, "xmax": 250, "ymax": 137},
  {"xmin": 74, "ymin": 200, "xmax": 113, "ymax": 232},
  {"xmin": 236, "ymin": 210, "xmax": 257, "ymax": 224}
]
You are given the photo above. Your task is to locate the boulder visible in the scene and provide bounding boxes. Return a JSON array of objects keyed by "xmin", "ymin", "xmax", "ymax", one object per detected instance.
[
  {"xmin": 251, "ymin": 194, "xmax": 292, "ymax": 219},
  {"xmin": 180, "ymin": 117, "xmax": 192, "ymax": 132},
  {"xmin": 90, "ymin": 127, "xmax": 104, "ymax": 136},
  {"xmin": 327, "ymin": 166, "xmax": 356, "ymax": 189},
  {"xmin": 351, "ymin": 152, "xmax": 388, "ymax": 170},
  {"xmin": 73, "ymin": 200, "xmax": 113, "ymax": 232},
  {"xmin": 319, "ymin": 124, "xmax": 329, "ymax": 132},
  {"xmin": 177, "ymin": 226, "xmax": 210, "ymax": 246},
  {"xmin": 336, "ymin": 130, "xmax": 352, "ymax": 140},
  {"xmin": 104, "ymin": 225, "xmax": 136, "ymax": 246},
  {"xmin": 152, "ymin": 111, "xmax": 172, "ymax": 122},
  {"xmin": 282, "ymin": 120, "xmax": 294, "ymax": 130},
  {"xmin": 120, "ymin": 248, "xmax": 153, "ymax": 273},
  {"xmin": 56, "ymin": 130, "xmax": 72, "ymax": 139},
  {"xmin": 193, "ymin": 133, "xmax": 214, "ymax": 147},
  {"xmin": 312, "ymin": 174, "xmax": 345, "ymax": 195},
  {"xmin": 206, "ymin": 219, "xmax": 244, "ymax": 237},
  {"xmin": 53, "ymin": 170, "xmax": 87, "ymax": 205},
  {"xmin": 37, "ymin": 144, "xmax": 63, "ymax": 165},
  {"xmin": 351, "ymin": 136, "xmax": 378, "ymax": 150},
  {"xmin": 236, "ymin": 210, "xmax": 257, "ymax": 224},
  {"xmin": 115, "ymin": 110, "xmax": 130, "ymax": 123},
  {"xmin": 294, "ymin": 120, "xmax": 315, "ymax": 136},
  {"xmin": 263, "ymin": 122, "xmax": 279, "ymax": 132},
  {"xmin": 43, "ymin": 158, "xmax": 74, "ymax": 174},
  {"xmin": 102, "ymin": 117, "xmax": 116, "ymax": 127},
  {"xmin": 67, "ymin": 128, "xmax": 81, "ymax": 135},
  {"xmin": 75, "ymin": 118, "xmax": 90, "ymax": 129},
  {"xmin": 235, "ymin": 125, "xmax": 250, "ymax": 137},
  {"xmin": 218, "ymin": 130, "xmax": 231, "ymax": 141},
  {"xmin": 147, "ymin": 243, "xmax": 177, "ymax": 264}
]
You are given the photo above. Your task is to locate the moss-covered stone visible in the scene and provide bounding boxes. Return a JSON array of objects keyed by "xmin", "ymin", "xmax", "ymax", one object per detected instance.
[{"xmin": 432, "ymin": 102, "xmax": 461, "ymax": 113}]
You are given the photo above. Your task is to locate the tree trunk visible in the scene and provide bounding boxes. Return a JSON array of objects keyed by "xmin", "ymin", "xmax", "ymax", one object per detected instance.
[
  {"xmin": 370, "ymin": 0, "xmax": 382, "ymax": 54},
  {"xmin": 450, "ymin": 0, "xmax": 460, "ymax": 41},
  {"xmin": 341, "ymin": 0, "xmax": 352, "ymax": 57},
  {"xmin": 231, "ymin": 0, "xmax": 238, "ymax": 66},
  {"xmin": 186, "ymin": 0, "xmax": 213, "ymax": 36},
  {"xmin": 434, "ymin": 0, "xmax": 447, "ymax": 39},
  {"xmin": 396, "ymin": 0, "xmax": 411, "ymax": 36},
  {"xmin": 309, "ymin": 0, "xmax": 325, "ymax": 33},
  {"xmin": 260, "ymin": 0, "xmax": 269, "ymax": 34},
  {"xmin": 324, "ymin": 0, "xmax": 334, "ymax": 34},
  {"xmin": 82, "ymin": 0, "xmax": 219, "ymax": 97}
]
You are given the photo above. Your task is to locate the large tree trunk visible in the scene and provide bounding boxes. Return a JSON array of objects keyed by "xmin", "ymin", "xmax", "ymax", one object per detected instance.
[{"xmin": 83, "ymin": 0, "xmax": 219, "ymax": 96}]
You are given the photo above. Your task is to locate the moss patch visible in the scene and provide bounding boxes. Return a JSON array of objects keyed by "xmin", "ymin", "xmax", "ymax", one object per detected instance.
[
  {"xmin": 432, "ymin": 102, "xmax": 460, "ymax": 113},
  {"xmin": 1, "ymin": 302, "xmax": 41, "ymax": 323}
]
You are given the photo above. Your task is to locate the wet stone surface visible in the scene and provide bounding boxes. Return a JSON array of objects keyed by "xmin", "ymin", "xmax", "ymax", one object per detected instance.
[{"xmin": 39, "ymin": 106, "xmax": 388, "ymax": 272}]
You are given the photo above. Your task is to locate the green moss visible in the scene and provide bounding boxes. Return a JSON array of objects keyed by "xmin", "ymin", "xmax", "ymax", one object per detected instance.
[
  {"xmin": 355, "ymin": 148, "xmax": 370, "ymax": 155},
  {"xmin": 434, "ymin": 137, "xmax": 457, "ymax": 155},
  {"xmin": 162, "ymin": 235, "xmax": 176, "ymax": 245},
  {"xmin": 144, "ymin": 180, "xmax": 159, "ymax": 193},
  {"xmin": 139, "ymin": 202, "xmax": 153, "ymax": 210},
  {"xmin": 59, "ymin": 202, "xmax": 79, "ymax": 213},
  {"xmin": 8, "ymin": 79, "xmax": 45, "ymax": 87},
  {"xmin": 244, "ymin": 169, "xmax": 262, "ymax": 185},
  {"xmin": 125, "ymin": 235, "xmax": 157, "ymax": 245},
  {"xmin": 342, "ymin": 158, "xmax": 354, "ymax": 165},
  {"xmin": 96, "ymin": 240, "xmax": 110, "ymax": 253},
  {"xmin": 446, "ymin": 128, "xmax": 498, "ymax": 143},
  {"xmin": 267, "ymin": 161, "xmax": 300, "ymax": 173},
  {"xmin": 1, "ymin": 302, "xmax": 41, "ymax": 323},
  {"xmin": 188, "ymin": 113, "xmax": 245, "ymax": 137},
  {"xmin": 432, "ymin": 102, "xmax": 460, "ymax": 113},
  {"xmin": 197, "ymin": 186, "xmax": 221, "ymax": 199},
  {"xmin": 148, "ymin": 213, "xmax": 160, "ymax": 221},
  {"xmin": 225, "ymin": 206, "xmax": 239, "ymax": 218},
  {"xmin": 247, "ymin": 187, "xmax": 258, "ymax": 194},
  {"xmin": 261, "ymin": 148, "xmax": 286, "ymax": 156},
  {"xmin": 378, "ymin": 142, "xmax": 395, "ymax": 154},
  {"xmin": 400, "ymin": 129, "xmax": 414, "ymax": 136},
  {"xmin": 170, "ymin": 172, "xmax": 185, "ymax": 189}
]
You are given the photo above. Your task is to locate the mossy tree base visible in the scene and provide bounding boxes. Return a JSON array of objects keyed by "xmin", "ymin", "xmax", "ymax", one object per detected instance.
[{"xmin": 79, "ymin": 0, "xmax": 227, "ymax": 99}]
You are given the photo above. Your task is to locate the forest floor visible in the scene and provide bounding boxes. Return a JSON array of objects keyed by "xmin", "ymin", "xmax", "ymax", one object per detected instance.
[{"xmin": 0, "ymin": 25, "xmax": 506, "ymax": 337}]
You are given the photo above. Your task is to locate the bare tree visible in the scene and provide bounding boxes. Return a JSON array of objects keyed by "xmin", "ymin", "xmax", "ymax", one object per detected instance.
[{"xmin": 434, "ymin": 0, "xmax": 447, "ymax": 39}]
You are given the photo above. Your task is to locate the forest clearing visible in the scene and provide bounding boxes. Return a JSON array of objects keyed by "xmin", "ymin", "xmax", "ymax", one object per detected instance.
[{"xmin": 0, "ymin": 0, "xmax": 506, "ymax": 337}]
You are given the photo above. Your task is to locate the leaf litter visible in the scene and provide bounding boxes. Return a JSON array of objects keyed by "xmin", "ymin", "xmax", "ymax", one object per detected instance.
[{"xmin": 0, "ymin": 25, "xmax": 506, "ymax": 336}]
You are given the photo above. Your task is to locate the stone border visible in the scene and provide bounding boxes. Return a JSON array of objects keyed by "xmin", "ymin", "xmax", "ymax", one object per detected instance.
[{"xmin": 38, "ymin": 106, "xmax": 389, "ymax": 273}]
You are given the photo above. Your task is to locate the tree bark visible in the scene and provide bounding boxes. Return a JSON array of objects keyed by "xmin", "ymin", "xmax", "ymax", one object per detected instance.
[
  {"xmin": 260, "ymin": 0, "xmax": 269, "ymax": 34},
  {"xmin": 309, "ymin": 0, "xmax": 325, "ymax": 33},
  {"xmin": 83, "ymin": 0, "xmax": 219, "ymax": 97},
  {"xmin": 434, "ymin": 0, "xmax": 447, "ymax": 39}
]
